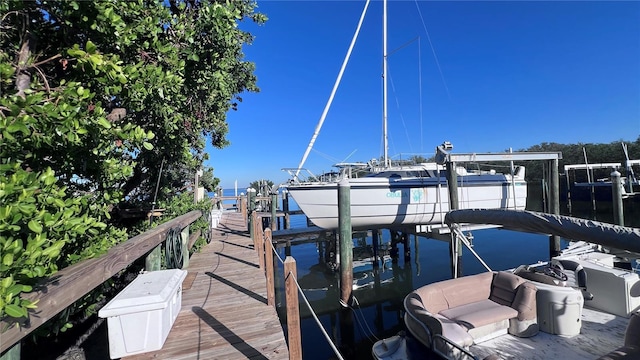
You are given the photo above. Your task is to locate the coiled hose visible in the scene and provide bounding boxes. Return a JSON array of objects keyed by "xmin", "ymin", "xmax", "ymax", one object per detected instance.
[{"xmin": 165, "ymin": 227, "xmax": 184, "ymax": 269}]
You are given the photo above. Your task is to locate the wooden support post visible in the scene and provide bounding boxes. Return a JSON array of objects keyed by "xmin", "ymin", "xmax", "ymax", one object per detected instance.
[
  {"xmin": 271, "ymin": 192, "xmax": 278, "ymax": 231},
  {"xmin": 181, "ymin": 227, "xmax": 189, "ymax": 269},
  {"xmin": 256, "ymin": 217, "xmax": 265, "ymax": 270},
  {"xmin": 548, "ymin": 159, "xmax": 561, "ymax": 257},
  {"xmin": 0, "ymin": 343, "xmax": 20, "ymax": 360},
  {"xmin": 372, "ymin": 229, "xmax": 379, "ymax": 268},
  {"xmin": 611, "ymin": 170, "xmax": 625, "ymax": 226},
  {"xmin": 247, "ymin": 188, "xmax": 256, "ymax": 232},
  {"xmin": 338, "ymin": 179, "xmax": 353, "ymax": 305},
  {"xmin": 402, "ymin": 232, "xmax": 410, "ymax": 262},
  {"xmin": 264, "ymin": 228, "xmax": 276, "ymax": 306},
  {"xmin": 284, "ymin": 256, "xmax": 302, "ymax": 360},
  {"xmin": 145, "ymin": 245, "xmax": 162, "ymax": 271},
  {"xmin": 240, "ymin": 196, "xmax": 247, "ymax": 218},
  {"xmin": 446, "ymin": 161, "xmax": 462, "ymax": 278},
  {"xmin": 283, "ymin": 191, "xmax": 291, "ymax": 229},
  {"xmin": 252, "ymin": 212, "xmax": 264, "ymax": 270}
]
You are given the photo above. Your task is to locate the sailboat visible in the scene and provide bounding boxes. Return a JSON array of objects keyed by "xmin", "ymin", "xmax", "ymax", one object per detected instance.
[{"xmin": 284, "ymin": 0, "xmax": 527, "ymax": 230}]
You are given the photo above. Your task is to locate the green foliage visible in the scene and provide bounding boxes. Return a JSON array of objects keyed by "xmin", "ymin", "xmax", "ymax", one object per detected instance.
[
  {"xmin": 0, "ymin": 164, "xmax": 126, "ymax": 319},
  {"xmin": 0, "ymin": 0, "xmax": 264, "ymax": 329},
  {"xmin": 522, "ymin": 137, "xmax": 640, "ymax": 182},
  {"xmin": 249, "ymin": 179, "xmax": 275, "ymax": 194},
  {"xmin": 198, "ymin": 167, "xmax": 219, "ymax": 193}
]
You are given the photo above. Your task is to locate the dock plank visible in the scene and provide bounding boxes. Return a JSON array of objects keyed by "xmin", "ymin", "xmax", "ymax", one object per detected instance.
[{"xmin": 124, "ymin": 211, "xmax": 289, "ymax": 360}]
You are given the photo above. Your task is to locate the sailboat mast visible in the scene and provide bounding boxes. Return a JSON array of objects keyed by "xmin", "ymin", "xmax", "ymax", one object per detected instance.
[{"xmin": 382, "ymin": 0, "xmax": 389, "ymax": 168}]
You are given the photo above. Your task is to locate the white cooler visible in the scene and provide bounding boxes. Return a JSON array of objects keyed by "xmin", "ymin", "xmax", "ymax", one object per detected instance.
[{"xmin": 98, "ymin": 269, "xmax": 187, "ymax": 359}]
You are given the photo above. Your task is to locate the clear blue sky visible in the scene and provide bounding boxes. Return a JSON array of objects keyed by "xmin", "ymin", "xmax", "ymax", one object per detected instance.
[{"xmin": 206, "ymin": 0, "xmax": 640, "ymax": 190}]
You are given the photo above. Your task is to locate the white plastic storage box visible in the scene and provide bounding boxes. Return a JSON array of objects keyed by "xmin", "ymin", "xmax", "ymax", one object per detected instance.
[{"xmin": 98, "ymin": 269, "xmax": 187, "ymax": 359}]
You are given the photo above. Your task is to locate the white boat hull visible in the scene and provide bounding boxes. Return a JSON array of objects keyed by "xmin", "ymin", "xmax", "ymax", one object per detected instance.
[{"xmin": 287, "ymin": 175, "xmax": 526, "ymax": 229}]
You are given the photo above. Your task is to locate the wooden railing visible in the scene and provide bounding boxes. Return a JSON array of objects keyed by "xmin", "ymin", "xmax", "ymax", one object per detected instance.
[
  {"xmin": 251, "ymin": 211, "xmax": 302, "ymax": 360},
  {"xmin": 0, "ymin": 210, "xmax": 203, "ymax": 354}
]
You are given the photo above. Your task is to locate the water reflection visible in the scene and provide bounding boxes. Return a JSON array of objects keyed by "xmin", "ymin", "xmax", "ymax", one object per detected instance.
[{"xmin": 274, "ymin": 199, "xmax": 640, "ymax": 359}]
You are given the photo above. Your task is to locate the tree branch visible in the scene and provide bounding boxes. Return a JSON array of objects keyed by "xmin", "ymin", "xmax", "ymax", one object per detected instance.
[
  {"xmin": 16, "ymin": 34, "xmax": 36, "ymax": 98},
  {"xmin": 30, "ymin": 54, "xmax": 62, "ymax": 68}
]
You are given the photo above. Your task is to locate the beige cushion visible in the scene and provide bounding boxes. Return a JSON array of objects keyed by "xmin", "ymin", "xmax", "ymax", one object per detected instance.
[
  {"xmin": 439, "ymin": 272, "xmax": 494, "ymax": 309},
  {"xmin": 440, "ymin": 299, "xmax": 518, "ymax": 329},
  {"xmin": 489, "ymin": 271, "xmax": 525, "ymax": 306}
]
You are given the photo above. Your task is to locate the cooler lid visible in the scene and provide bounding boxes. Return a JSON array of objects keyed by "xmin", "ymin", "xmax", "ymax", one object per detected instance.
[{"xmin": 99, "ymin": 269, "xmax": 187, "ymax": 318}]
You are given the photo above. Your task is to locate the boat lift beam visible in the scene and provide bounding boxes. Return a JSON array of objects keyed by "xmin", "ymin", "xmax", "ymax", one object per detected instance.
[
  {"xmin": 434, "ymin": 146, "xmax": 564, "ymax": 258},
  {"xmin": 436, "ymin": 150, "xmax": 563, "ymax": 163}
]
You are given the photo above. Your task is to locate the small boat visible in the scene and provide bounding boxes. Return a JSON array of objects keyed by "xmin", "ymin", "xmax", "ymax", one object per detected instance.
[
  {"xmin": 286, "ymin": 159, "xmax": 527, "ymax": 230},
  {"xmin": 374, "ymin": 209, "xmax": 640, "ymax": 359}
]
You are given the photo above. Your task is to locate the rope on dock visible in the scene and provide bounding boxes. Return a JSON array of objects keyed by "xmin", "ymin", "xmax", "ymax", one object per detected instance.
[{"xmin": 269, "ymin": 241, "xmax": 344, "ymax": 360}]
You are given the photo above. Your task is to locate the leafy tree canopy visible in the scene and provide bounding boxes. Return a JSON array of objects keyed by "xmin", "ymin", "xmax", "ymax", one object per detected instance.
[{"xmin": 0, "ymin": 0, "xmax": 264, "ymax": 321}]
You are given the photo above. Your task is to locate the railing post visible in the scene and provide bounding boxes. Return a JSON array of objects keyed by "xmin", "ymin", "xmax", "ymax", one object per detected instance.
[
  {"xmin": 181, "ymin": 226, "xmax": 189, "ymax": 268},
  {"xmin": 264, "ymin": 228, "xmax": 276, "ymax": 306},
  {"xmin": 240, "ymin": 195, "xmax": 247, "ymax": 218},
  {"xmin": 145, "ymin": 245, "xmax": 162, "ymax": 271},
  {"xmin": 0, "ymin": 343, "xmax": 20, "ymax": 360},
  {"xmin": 255, "ymin": 215, "xmax": 265, "ymax": 270},
  {"xmin": 284, "ymin": 256, "xmax": 302, "ymax": 360},
  {"xmin": 247, "ymin": 188, "xmax": 256, "ymax": 232}
]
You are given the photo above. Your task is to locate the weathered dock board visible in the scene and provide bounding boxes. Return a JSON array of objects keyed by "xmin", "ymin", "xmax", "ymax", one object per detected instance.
[{"xmin": 124, "ymin": 211, "xmax": 289, "ymax": 360}]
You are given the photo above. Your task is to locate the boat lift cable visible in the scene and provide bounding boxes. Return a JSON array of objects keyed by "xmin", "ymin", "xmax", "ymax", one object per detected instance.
[
  {"xmin": 344, "ymin": 295, "xmax": 381, "ymax": 342},
  {"xmin": 294, "ymin": 0, "xmax": 371, "ymax": 180},
  {"xmin": 268, "ymin": 242, "xmax": 345, "ymax": 360},
  {"xmin": 291, "ymin": 275, "xmax": 346, "ymax": 360}
]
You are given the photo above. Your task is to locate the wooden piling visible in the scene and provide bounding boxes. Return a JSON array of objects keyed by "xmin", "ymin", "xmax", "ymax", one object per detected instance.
[
  {"xmin": 283, "ymin": 191, "xmax": 291, "ymax": 229},
  {"xmin": 611, "ymin": 170, "xmax": 625, "ymax": 226},
  {"xmin": 446, "ymin": 161, "xmax": 463, "ymax": 278},
  {"xmin": 284, "ymin": 256, "xmax": 302, "ymax": 360},
  {"xmin": 548, "ymin": 159, "xmax": 561, "ymax": 257},
  {"xmin": 372, "ymin": 229, "xmax": 379, "ymax": 268},
  {"xmin": 264, "ymin": 228, "xmax": 276, "ymax": 306},
  {"xmin": 338, "ymin": 179, "xmax": 353, "ymax": 305},
  {"xmin": 402, "ymin": 232, "xmax": 410, "ymax": 262},
  {"xmin": 271, "ymin": 192, "xmax": 278, "ymax": 230}
]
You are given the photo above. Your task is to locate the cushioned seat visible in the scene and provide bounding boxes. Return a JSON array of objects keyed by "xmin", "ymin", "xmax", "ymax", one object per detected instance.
[{"xmin": 404, "ymin": 271, "xmax": 538, "ymax": 356}]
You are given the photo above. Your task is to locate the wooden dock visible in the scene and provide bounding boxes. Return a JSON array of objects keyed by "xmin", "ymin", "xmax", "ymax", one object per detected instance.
[{"xmin": 125, "ymin": 211, "xmax": 289, "ymax": 360}]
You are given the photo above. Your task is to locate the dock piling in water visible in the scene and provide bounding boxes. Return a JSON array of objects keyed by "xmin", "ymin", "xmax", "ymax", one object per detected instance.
[
  {"xmin": 338, "ymin": 179, "xmax": 353, "ymax": 305},
  {"xmin": 611, "ymin": 170, "xmax": 625, "ymax": 226},
  {"xmin": 548, "ymin": 159, "xmax": 561, "ymax": 257}
]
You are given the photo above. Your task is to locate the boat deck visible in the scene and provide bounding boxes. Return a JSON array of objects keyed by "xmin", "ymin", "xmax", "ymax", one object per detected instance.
[
  {"xmin": 124, "ymin": 211, "xmax": 289, "ymax": 360},
  {"xmin": 470, "ymin": 307, "xmax": 627, "ymax": 359}
]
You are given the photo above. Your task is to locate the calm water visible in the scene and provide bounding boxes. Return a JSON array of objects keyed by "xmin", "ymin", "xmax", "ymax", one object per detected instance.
[{"xmin": 217, "ymin": 188, "xmax": 640, "ymax": 360}]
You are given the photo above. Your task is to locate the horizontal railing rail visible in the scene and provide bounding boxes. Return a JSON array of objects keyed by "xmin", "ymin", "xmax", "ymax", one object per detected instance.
[{"xmin": 0, "ymin": 210, "xmax": 202, "ymax": 353}]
